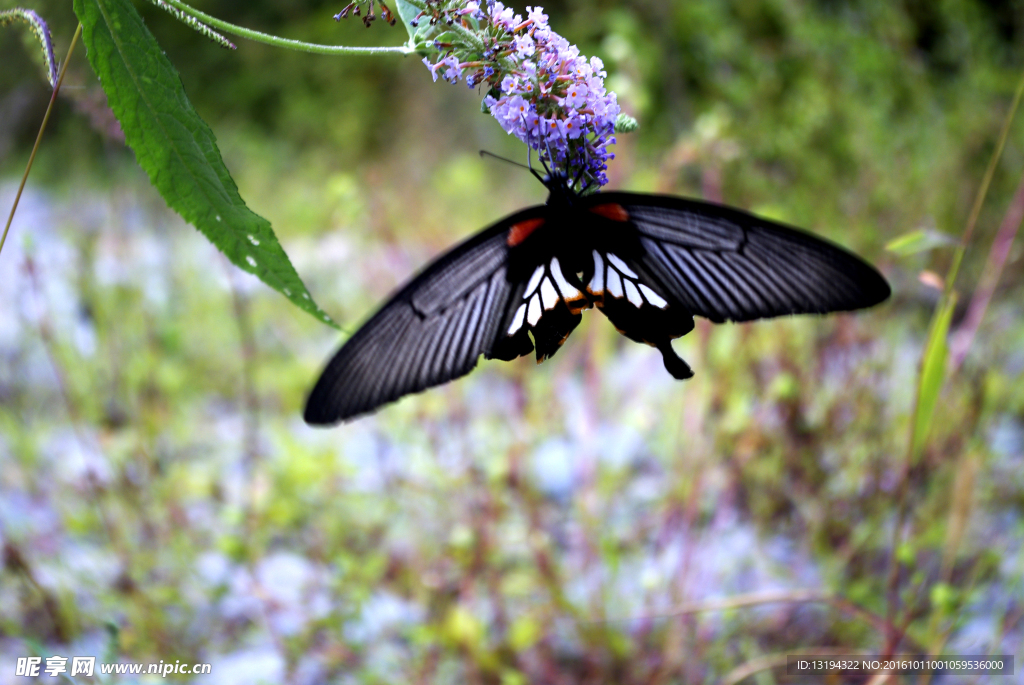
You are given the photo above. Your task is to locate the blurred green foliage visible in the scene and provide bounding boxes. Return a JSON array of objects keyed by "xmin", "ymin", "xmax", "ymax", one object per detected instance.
[{"xmin": 2, "ymin": 0, "xmax": 1024, "ymax": 683}]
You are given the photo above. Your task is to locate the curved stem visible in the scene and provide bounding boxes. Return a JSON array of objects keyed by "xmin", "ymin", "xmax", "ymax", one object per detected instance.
[
  {"xmin": 883, "ymin": 62, "xmax": 1024, "ymax": 659},
  {"xmin": 944, "ymin": 68, "xmax": 1024, "ymax": 296},
  {"xmin": 161, "ymin": 0, "xmax": 414, "ymax": 55},
  {"xmin": 1, "ymin": 22, "xmax": 82, "ymax": 260}
]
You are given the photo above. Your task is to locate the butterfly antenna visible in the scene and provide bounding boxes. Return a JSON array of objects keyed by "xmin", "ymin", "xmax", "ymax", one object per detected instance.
[{"xmin": 479, "ymin": 150, "xmax": 531, "ymax": 171}]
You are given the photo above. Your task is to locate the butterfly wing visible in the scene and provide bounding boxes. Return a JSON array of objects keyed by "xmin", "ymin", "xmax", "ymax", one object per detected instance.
[
  {"xmin": 585, "ymin": 193, "xmax": 890, "ymax": 324},
  {"xmin": 304, "ymin": 207, "xmax": 554, "ymax": 425},
  {"xmin": 306, "ymin": 190, "xmax": 892, "ymax": 423}
]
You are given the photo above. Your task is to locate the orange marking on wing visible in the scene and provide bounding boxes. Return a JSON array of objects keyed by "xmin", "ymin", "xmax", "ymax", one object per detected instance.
[
  {"xmin": 506, "ymin": 218, "xmax": 546, "ymax": 246},
  {"xmin": 589, "ymin": 203, "xmax": 630, "ymax": 222},
  {"xmin": 565, "ymin": 294, "xmax": 592, "ymax": 316}
]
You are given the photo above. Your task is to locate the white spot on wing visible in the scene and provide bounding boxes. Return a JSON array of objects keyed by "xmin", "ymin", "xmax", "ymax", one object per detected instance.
[
  {"xmin": 589, "ymin": 251, "xmax": 605, "ymax": 292},
  {"xmin": 624, "ymin": 279, "xmax": 643, "ymax": 307},
  {"xmin": 540, "ymin": 277, "xmax": 558, "ymax": 310},
  {"xmin": 607, "ymin": 253, "xmax": 637, "ymax": 278},
  {"xmin": 524, "ymin": 266, "xmax": 545, "ymax": 297},
  {"xmin": 606, "ymin": 268, "xmax": 623, "ymax": 298},
  {"xmin": 508, "ymin": 303, "xmax": 527, "ymax": 334},
  {"xmin": 527, "ymin": 294, "xmax": 542, "ymax": 325},
  {"xmin": 246, "ymin": 256, "xmax": 257, "ymax": 267},
  {"xmin": 639, "ymin": 283, "xmax": 668, "ymax": 308},
  {"xmin": 550, "ymin": 257, "xmax": 581, "ymax": 299}
]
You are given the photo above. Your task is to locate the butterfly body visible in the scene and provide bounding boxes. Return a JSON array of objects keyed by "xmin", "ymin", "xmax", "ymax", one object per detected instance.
[
  {"xmin": 305, "ymin": 177, "xmax": 889, "ymax": 424},
  {"xmin": 492, "ymin": 197, "xmax": 695, "ymax": 372}
]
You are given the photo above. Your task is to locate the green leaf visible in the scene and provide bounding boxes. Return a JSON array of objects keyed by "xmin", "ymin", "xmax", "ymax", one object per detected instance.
[
  {"xmin": 73, "ymin": 0, "xmax": 338, "ymax": 329},
  {"xmin": 429, "ymin": 30, "xmax": 463, "ymax": 46},
  {"xmin": 885, "ymin": 228, "xmax": 956, "ymax": 256},
  {"xmin": 911, "ymin": 293, "xmax": 957, "ymax": 460},
  {"xmin": 394, "ymin": 0, "xmax": 447, "ymax": 51},
  {"xmin": 394, "ymin": 0, "xmax": 423, "ymax": 43}
]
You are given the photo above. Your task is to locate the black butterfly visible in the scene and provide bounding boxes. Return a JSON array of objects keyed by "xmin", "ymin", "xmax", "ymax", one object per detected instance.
[{"xmin": 305, "ymin": 174, "xmax": 890, "ymax": 424}]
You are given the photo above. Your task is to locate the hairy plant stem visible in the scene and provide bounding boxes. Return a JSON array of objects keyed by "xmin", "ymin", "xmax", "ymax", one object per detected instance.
[
  {"xmin": 1, "ymin": 23, "xmax": 82, "ymax": 260},
  {"xmin": 160, "ymin": 0, "xmax": 414, "ymax": 55}
]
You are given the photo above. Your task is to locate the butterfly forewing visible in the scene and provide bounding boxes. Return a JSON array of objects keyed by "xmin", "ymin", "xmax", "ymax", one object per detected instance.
[
  {"xmin": 591, "ymin": 193, "xmax": 891, "ymax": 323},
  {"xmin": 304, "ymin": 208, "xmax": 551, "ymax": 424}
]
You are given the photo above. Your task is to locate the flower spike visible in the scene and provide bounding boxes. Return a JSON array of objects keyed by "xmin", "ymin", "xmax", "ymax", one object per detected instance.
[
  {"xmin": 1, "ymin": 9, "xmax": 59, "ymax": 86},
  {"xmin": 415, "ymin": 1, "xmax": 622, "ymax": 190}
]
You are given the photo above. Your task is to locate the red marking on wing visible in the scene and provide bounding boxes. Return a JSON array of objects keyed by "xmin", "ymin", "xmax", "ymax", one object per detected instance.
[
  {"xmin": 588, "ymin": 203, "xmax": 630, "ymax": 222},
  {"xmin": 506, "ymin": 218, "xmax": 546, "ymax": 246}
]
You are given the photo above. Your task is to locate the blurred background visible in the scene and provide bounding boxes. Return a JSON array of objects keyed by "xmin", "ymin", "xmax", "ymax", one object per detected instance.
[{"xmin": 2, "ymin": 0, "xmax": 1023, "ymax": 682}]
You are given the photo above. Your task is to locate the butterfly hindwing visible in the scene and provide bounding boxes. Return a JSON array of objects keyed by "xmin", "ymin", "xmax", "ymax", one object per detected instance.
[
  {"xmin": 498, "ymin": 254, "xmax": 590, "ymax": 362},
  {"xmin": 577, "ymin": 245, "xmax": 696, "ymax": 379},
  {"xmin": 305, "ymin": 207, "xmax": 551, "ymax": 424},
  {"xmin": 586, "ymin": 193, "xmax": 891, "ymax": 324}
]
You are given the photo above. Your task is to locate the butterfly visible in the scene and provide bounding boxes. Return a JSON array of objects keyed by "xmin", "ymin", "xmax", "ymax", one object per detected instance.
[{"xmin": 304, "ymin": 172, "xmax": 890, "ymax": 424}]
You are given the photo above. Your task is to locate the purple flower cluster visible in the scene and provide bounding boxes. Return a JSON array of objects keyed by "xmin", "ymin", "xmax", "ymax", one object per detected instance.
[{"xmin": 419, "ymin": 1, "xmax": 620, "ymax": 188}]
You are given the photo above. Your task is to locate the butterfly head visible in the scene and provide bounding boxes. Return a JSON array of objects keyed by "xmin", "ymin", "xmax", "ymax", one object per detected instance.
[{"xmin": 540, "ymin": 169, "xmax": 581, "ymax": 208}]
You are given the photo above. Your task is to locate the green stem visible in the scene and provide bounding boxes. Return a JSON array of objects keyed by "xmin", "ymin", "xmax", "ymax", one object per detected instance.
[
  {"xmin": 903, "ymin": 67, "xmax": 1024, "ymax": 458},
  {"xmin": 160, "ymin": 0, "xmax": 414, "ymax": 55},
  {"xmin": 1, "ymin": 23, "xmax": 82, "ymax": 260},
  {"xmin": 884, "ymin": 63, "xmax": 1024, "ymax": 658},
  {"xmin": 943, "ymin": 68, "xmax": 1024, "ymax": 297}
]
